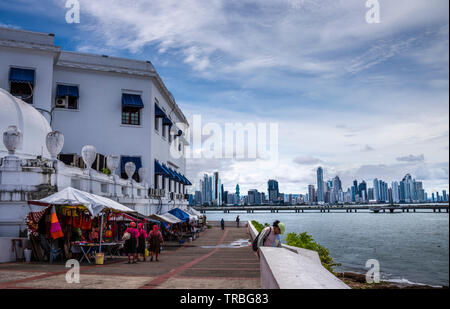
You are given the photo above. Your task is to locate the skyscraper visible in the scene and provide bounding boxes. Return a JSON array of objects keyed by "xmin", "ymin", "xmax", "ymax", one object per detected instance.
[
  {"xmin": 317, "ymin": 167, "xmax": 324, "ymax": 202},
  {"xmin": 373, "ymin": 179, "xmax": 380, "ymax": 202},
  {"xmin": 333, "ymin": 176, "xmax": 342, "ymax": 192},
  {"xmin": 358, "ymin": 181, "xmax": 367, "ymax": 201},
  {"xmin": 268, "ymin": 179, "xmax": 279, "ymax": 203},
  {"xmin": 391, "ymin": 181, "xmax": 400, "ymax": 203},
  {"xmin": 308, "ymin": 185, "xmax": 316, "ymax": 204},
  {"xmin": 248, "ymin": 189, "xmax": 258, "ymax": 205}
]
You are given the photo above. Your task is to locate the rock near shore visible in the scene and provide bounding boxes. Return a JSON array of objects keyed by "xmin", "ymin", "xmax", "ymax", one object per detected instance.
[{"xmin": 337, "ymin": 272, "xmax": 448, "ymax": 289}]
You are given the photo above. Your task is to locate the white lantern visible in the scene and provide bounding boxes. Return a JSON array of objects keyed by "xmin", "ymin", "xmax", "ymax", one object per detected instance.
[
  {"xmin": 138, "ymin": 167, "xmax": 147, "ymax": 183},
  {"xmin": 46, "ymin": 131, "xmax": 64, "ymax": 160},
  {"xmin": 125, "ymin": 161, "xmax": 136, "ymax": 180},
  {"xmin": 106, "ymin": 155, "xmax": 120, "ymax": 175},
  {"xmin": 3, "ymin": 125, "xmax": 22, "ymax": 155},
  {"xmin": 81, "ymin": 145, "xmax": 97, "ymax": 169}
]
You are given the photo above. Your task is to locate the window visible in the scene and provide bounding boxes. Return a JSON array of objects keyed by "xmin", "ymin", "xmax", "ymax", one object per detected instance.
[
  {"xmin": 162, "ymin": 124, "xmax": 167, "ymax": 138},
  {"xmin": 10, "ymin": 82, "xmax": 34, "ymax": 104},
  {"xmin": 154, "ymin": 174, "xmax": 159, "ymax": 189},
  {"xmin": 155, "ymin": 117, "xmax": 159, "ymax": 131},
  {"xmin": 122, "ymin": 107, "xmax": 141, "ymax": 125},
  {"xmin": 122, "ymin": 93, "xmax": 143, "ymax": 126},
  {"xmin": 120, "ymin": 156, "xmax": 142, "ymax": 182},
  {"xmin": 9, "ymin": 67, "xmax": 35, "ymax": 104},
  {"xmin": 55, "ymin": 84, "xmax": 79, "ymax": 109}
]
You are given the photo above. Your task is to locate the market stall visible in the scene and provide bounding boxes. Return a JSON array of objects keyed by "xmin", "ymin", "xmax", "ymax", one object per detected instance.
[{"xmin": 26, "ymin": 187, "xmax": 140, "ymax": 264}]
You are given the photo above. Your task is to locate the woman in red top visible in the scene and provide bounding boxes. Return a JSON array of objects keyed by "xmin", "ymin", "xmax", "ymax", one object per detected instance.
[
  {"xmin": 137, "ymin": 223, "xmax": 148, "ymax": 262},
  {"xmin": 124, "ymin": 222, "xmax": 140, "ymax": 264},
  {"xmin": 148, "ymin": 225, "xmax": 164, "ymax": 262}
]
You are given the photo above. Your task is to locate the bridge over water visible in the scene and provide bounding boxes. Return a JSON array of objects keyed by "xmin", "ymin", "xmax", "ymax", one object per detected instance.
[{"xmin": 194, "ymin": 203, "xmax": 449, "ymax": 214}]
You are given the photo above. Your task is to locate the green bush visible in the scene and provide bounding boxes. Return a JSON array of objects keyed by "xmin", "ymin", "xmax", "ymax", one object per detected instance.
[
  {"xmin": 251, "ymin": 220, "xmax": 340, "ymax": 274},
  {"xmin": 251, "ymin": 220, "xmax": 270, "ymax": 233},
  {"xmin": 285, "ymin": 232, "xmax": 341, "ymax": 274}
]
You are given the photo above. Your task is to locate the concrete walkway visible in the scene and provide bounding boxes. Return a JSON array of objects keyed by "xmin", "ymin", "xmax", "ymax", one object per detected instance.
[{"xmin": 0, "ymin": 226, "xmax": 260, "ymax": 289}]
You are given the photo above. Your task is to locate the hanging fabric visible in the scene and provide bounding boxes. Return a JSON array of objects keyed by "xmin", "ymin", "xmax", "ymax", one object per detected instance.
[
  {"xmin": 81, "ymin": 214, "xmax": 92, "ymax": 231},
  {"xmin": 26, "ymin": 208, "xmax": 47, "ymax": 236},
  {"xmin": 50, "ymin": 206, "xmax": 64, "ymax": 240}
]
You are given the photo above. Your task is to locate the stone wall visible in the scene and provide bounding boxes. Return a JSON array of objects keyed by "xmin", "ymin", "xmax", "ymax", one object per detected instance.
[{"xmin": 247, "ymin": 221, "xmax": 350, "ymax": 289}]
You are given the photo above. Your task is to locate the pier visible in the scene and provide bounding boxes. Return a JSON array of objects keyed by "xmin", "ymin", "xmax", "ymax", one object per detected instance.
[
  {"xmin": 0, "ymin": 225, "xmax": 260, "ymax": 289},
  {"xmin": 194, "ymin": 204, "xmax": 449, "ymax": 214}
]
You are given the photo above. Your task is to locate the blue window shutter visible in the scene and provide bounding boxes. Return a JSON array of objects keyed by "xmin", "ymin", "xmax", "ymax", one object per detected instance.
[
  {"xmin": 57, "ymin": 85, "xmax": 79, "ymax": 97},
  {"xmin": 9, "ymin": 68, "xmax": 35, "ymax": 83},
  {"xmin": 122, "ymin": 94, "xmax": 144, "ymax": 109}
]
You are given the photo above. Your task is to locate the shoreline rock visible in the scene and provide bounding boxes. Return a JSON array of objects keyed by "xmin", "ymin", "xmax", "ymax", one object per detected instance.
[{"xmin": 337, "ymin": 272, "xmax": 448, "ymax": 289}]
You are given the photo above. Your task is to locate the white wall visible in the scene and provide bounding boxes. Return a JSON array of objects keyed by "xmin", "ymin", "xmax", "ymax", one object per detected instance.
[
  {"xmin": 52, "ymin": 67, "xmax": 155, "ymax": 184},
  {"xmin": 0, "ymin": 46, "xmax": 55, "ymax": 121}
]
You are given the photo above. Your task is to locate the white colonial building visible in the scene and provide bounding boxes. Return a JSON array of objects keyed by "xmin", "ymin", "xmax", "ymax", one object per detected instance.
[{"xmin": 0, "ymin": 26, "xmax": 192, "ymax": 238}]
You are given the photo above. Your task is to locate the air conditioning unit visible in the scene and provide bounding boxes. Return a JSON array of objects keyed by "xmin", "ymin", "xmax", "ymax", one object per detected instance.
[{"xmin": 55, "ymin": 96, "xmax": 68, "ymax": 108}]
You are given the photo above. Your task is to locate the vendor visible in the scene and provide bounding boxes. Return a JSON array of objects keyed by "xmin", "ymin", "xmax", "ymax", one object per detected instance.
[{"xmin": 89, "ymin": 227, "xmax": 99, "ymax": 242}]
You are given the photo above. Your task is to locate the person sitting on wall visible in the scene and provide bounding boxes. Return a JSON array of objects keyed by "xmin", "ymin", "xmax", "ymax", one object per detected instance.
[{"xmin": 256, "ymin": 220, "xmax": 286, "ymax": 257}]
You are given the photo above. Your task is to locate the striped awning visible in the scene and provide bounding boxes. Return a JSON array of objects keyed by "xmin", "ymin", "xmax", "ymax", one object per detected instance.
[
  {"xmin": 163, "ymin": 116, "xmax": 173, "ymax": 126},
  {"xmin": 155, "ymin": 104, "xmax": 166, "ymax": 118},
  {"xmin": 9, "ymin": 67, "xmax": 35, "ymax": 84},
  {"xmin": 57, "ymin": 84, "xmax": 79, "ymax": 97},
  {"xmin": 122, "ymin": 94, "xmax": 144, "ymax": 109},
  {"xmin": 155, "ymin": 160, "xmax": 171, "ymax": 178}
]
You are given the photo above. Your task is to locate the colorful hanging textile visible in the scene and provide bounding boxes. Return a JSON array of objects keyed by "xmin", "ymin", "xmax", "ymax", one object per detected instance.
[
  {"xmin": 26, "ymin": 208, "xmax": 47, "ymax": 236},
  {"xmin": 50, "ymin": 206, "xmax": 64, "ymax": 239}
]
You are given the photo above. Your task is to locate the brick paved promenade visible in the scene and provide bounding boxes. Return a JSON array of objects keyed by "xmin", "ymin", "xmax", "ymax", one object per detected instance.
[{"xmin": 0, "ymin": 225, "xmax": 260, "ymax": 289}]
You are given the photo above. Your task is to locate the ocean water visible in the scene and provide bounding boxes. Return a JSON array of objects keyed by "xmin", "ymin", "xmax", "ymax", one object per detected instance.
[{"xmin": 205, "ymin": 210, "xmax": 449, "ymax": 287}]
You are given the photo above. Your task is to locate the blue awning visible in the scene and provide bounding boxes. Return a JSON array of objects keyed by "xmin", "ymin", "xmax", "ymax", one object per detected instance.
[
  {"xmin": 122, "ymin": 94, "xmax": 144, "ymax": 109},
  {"xmin": 120, "ymin": 156, "xmax": 142, "ymax": 174},
  {"xmin": 172, "ymin": 169, "xmax": 184, "ymax": 183},
  {"xmin": 155, "ymin": 104, "xmax": 166, "ymax": 118},
  {"xmin": 163, "ymin": 116, "xmax": 173, "ymax": 126},
  {"xmin": 168, "ymin": 208, "xmax": 190, "ymax": 223},
  {"xmin": 180, "ymin": 174, "xmax": 192, "ymax": 186},
  {"xmin": 163, "ymin": 165, "xmax": 177, "ymax": 180},
  {"xmin": 57, "ymin": 85, "xmax": 79, "ymax": 98},
  {"xmin": 155, "ymin": 160, "xmax": 171, "ymax": 178},
  {"xmin": 9, "ymin": 68, "xmax": 35, "ymax": 84}
]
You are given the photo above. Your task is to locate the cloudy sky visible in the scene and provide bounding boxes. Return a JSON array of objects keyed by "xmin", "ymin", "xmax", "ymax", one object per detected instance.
[{"xmin": 1, "ymin": 0, "xmax": 448, "ymax": 195}]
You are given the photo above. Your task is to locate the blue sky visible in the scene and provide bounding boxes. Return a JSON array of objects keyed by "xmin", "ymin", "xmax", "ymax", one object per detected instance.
[{"xmin": 1, "ymin": 0, "xmax": 448, "ymax": 194}]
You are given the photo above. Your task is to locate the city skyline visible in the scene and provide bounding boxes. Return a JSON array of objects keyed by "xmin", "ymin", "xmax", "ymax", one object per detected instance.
[
  {"xmin": 1, "ymin": 1, "xmax": 447, "ymax": 196},
  {"xmin": 192, "ymin": 167, "xmax": 448, "ymax": 206},
  {"xmin": 191, "ymin": 165, "xmax": 449, "ymax": 197}
]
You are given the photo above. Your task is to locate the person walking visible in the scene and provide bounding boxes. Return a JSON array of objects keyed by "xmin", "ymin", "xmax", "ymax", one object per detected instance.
[
  {"xmin": 220, "ymin": 218, "xmax": 225, "ymax": 230},
  {"xmin": 148, "ymin": 225, "xmax": 164, "ymax": 262},
  {"xmin": 123, "ymin": 222, "xmax": 139, "ymax": 264},
  {"xmin": 137, "ymin": 223, "xmax": 148, "ymax": 262},
  {"xmin": 255, "ymin": 220, "xmax": 285, "ymax": 257},
  {"xmin": 236, "ymin": 215, "xmax": 240, "ymax": 228}
]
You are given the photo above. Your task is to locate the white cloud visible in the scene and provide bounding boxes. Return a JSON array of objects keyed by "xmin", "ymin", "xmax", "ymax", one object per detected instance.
[{"xmin": 397, "ymin": 154, "xmax": 425, "ymax": 163}]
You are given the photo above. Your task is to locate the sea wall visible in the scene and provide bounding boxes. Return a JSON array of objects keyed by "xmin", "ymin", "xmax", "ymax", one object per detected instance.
[{"xmin": 247, "ymin": 221, "xmax": 350, "ymax": 289}]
